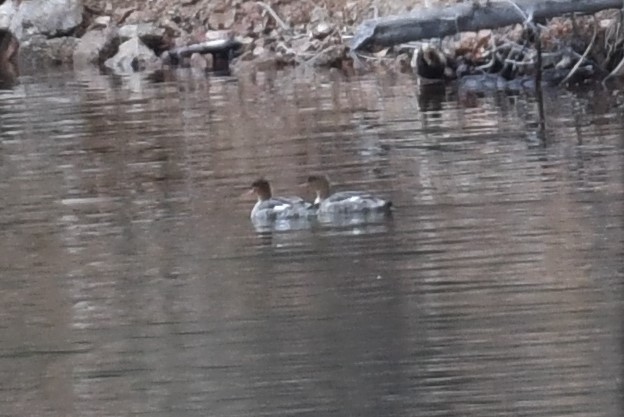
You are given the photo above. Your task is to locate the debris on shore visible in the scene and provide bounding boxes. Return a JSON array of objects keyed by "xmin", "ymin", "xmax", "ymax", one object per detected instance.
[{"xmin": 0, "ymin": 0, "xmax": 624, "ymax": 90}]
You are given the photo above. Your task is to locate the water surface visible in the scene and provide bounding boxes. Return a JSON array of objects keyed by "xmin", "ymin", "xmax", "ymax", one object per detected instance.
[{"xmin": 0, "ymin": 69, "xmax": 622, "ymax": 417}]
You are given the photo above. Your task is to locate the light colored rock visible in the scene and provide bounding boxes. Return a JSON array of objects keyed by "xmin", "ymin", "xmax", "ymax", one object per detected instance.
[
  {"xmin": 104, "ymin": 37, "xmax": 161, "ymax": 74},
  {"xmin": 253, "ymin": 45, "xmax": 265, "ymax": 57},
  {"xmin": 114, "ymin": 7, "xmax": 137, "ymax": 24},
  {"xmin": 292, "ymin": 36, "xmax": 313, "ymax": 55},
  {"xmin": 311, "ymin": 44, "xmax": 346, "ymax": 67},
  {"xmin": 189, "ymin": 52, "xmax": 207, "ymax": 70},
  {"xmin": 189, "ymin": 52, "xmax": 214, "ymax": 72},
  {"xmin": 600, "ymin": 19, "xmax": 615, "ymax": 29},
  {"xmin": 93, "ymin": 16, "xmax": 112, "ymax": 27},
  {"xmin": 204, "ymin": 53, "xmax": 214, "ymax": 70},
  {"xmin": 19, "ymin": 35, "xmax": 79, "ymax": 68},
  {"xmin": 222, "ymin": 9, "xmax": 237, "ymax": 29},
  {"xmin": 312, "ymin": 21, "xmax": 334, "ymax": 39},
  {"xmin": 231, "ymin": 52, "xmax": 276, "ymax": 74},
  {"xmin": 0, "ymin": 0, "xmax": 82, "ymax": 41},
  {"xmin": 240, "ymin": 36, "xmax": 254, "ymax": 45},
  {"xmin": 477, "ymin": 29, "xmax": 492, "ymax": 40},
  {"xmin": 208, "ymin": 9, "xmax": 236, "ymax": 30},
  {"xmin": 205, "ymin": 30, "xmax": 233, "ymax": 41},
  {"xmin": 118, "ymin": 23, "xmax": 166, "ymax": 50},
  {"xmin": 73, "ymin": 27, "xmax": 118, "ymax": 68},
  {"xmin": 309, "ymin": 6, "xmax": 330, "ymax": 24},
  {"xmin": 123, "ymin": 9, "xmax": 157, "ymax": 25},
  {"xmin": 161, "ymin": 18, "xmax": 183, "ymax": 37},
  {"xmin": 0, "ymin": 2, "xmax": 18, "ymax": 35}
]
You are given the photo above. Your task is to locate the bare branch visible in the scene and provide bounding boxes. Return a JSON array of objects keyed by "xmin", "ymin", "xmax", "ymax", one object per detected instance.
[
  {"xmin": 256, "ymin": 1, "xmax": 291, "ymax": 32},
  {"xmin": 559, "ymin": 16, "xmax": 597, "ymax": 85}
]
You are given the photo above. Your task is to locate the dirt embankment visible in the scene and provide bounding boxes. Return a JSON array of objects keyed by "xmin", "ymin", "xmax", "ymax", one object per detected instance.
[
  {"xmin": 80, "ymin": 0, "xmax": 436, "ymax": 74},
  {"xmin": 1, "ymin": 0, "xmax": 622, "ymax": 88}
]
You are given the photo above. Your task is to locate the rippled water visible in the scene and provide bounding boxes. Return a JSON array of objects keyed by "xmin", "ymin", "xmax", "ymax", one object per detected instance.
[{"xmin": 0, "ymin": 69, "xmax": 622, "ymax": 417}]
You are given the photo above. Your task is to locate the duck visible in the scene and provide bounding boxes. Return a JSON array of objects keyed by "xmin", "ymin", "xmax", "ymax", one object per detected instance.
[
  {"xmin": 247, "ymin": 178, "xmax": 315, "ymax": 221},
  {"xmin": 305, "ymin": 175, "xmax": 393, "ymax": 214}
]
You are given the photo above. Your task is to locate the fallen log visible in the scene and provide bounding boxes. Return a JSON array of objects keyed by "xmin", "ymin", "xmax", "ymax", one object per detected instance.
[
  {"xmin": 164, "ymin": 38, "xmax": 242, "ymax": 72},
  {"xmin": 350, "ymin": 0, "xmax": 624, "ymax": 51},
  {"xmin": 167, "ymin": 38, "xmax": 242, "ymax": 61}
]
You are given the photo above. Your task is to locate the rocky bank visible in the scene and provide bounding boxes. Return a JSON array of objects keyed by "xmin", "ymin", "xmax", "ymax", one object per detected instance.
[
  {"xmin": 0, "ymin": 0, "xmax": 386, "ymax": 76},
  {"xmin": 0, "ymin": 0, "xmax": 622, "ymax": 86}
]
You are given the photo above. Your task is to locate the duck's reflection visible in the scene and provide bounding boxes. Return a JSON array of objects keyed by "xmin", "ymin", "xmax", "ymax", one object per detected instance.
[{"xmin": 252, "ymin": 212, "xmax": 394, "ymax": 247}]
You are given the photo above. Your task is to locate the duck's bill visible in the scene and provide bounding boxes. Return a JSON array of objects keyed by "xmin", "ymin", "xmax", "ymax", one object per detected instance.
[{"xmin": 239, "ymin": 188, "xmax": 255, "ymax": 199}]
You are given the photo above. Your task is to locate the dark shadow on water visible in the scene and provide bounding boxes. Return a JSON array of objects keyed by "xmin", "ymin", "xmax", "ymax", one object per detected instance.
[{"xmin": 417, "ymin": 81, "xmax": 447, "ymax": 113}]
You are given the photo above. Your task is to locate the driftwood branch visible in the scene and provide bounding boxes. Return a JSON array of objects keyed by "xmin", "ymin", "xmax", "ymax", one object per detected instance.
[
  {"xmin": 559, "ymin": 16, "xmax": 597, "ymax": 85},
  {"xmin": 256, "ymin": 1, "xmax": 291, "ymax": 32},
  {"xmin": 351, "ymin": 0, "xmax": 624, "ymax": 50},
  {"xmin": 168, "ymin": 39, "xmax": 242, "ymax": 60}
]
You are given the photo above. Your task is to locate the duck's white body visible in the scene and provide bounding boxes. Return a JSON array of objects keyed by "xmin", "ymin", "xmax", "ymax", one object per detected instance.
[
  {"xmin": 305, "ymin": 174, "xmax": 393, "ymax": 216},
  {"xmin": 314, "ymin": 191, "xmax": 392, "ymax": 214},
  {"xmin": 251, "ymin": 196, "xmax": 314, "ymax": 220}
]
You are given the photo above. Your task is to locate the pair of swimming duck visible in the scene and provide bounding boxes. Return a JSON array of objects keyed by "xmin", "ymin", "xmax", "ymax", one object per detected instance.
[{"xmin": 247, "ymin": 175, "xmax": 393, "ymax": 221}]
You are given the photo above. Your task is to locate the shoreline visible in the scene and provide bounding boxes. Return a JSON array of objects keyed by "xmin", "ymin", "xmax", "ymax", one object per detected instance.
[{"xmin": 0, "ymin": 0, "xmax": 622, "ymax": 88}]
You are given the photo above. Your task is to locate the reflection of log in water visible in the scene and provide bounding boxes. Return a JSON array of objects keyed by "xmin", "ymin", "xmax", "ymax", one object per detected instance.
[
  {"xmin": 534, "ymin": 24, "xmax": 547, "ymax": 137},
  {"xmin": 0, "ymin": 29, "xmax": 18, "ymax": 89}
]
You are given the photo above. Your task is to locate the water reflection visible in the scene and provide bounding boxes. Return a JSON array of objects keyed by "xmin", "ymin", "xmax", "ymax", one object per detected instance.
[{"xmin": 0, "ymin": 69, "xmax": 622, "ymax": 417}]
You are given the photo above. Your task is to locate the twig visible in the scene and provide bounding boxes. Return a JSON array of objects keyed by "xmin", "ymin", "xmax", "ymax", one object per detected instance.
[
  {"xmin": 306, "ymin": 46, "xmax": 330, "ymax": 66},
  {"xmin": 535, "ymin": 24, "xmax": 543, "ymax": 84},
  {"xmin": 603, "ymin": 3, "xmax": 624, "ymax": 84},
  {"xmin": 559, "ymin": 16, "xmax": 597, "ymax": 86},
  {"xmin": 369, "ymin": 5, "xmax": 379, "ymax": 20},
  {"xmin": 504, "ymin": 58, "xmax": 535, "ymax": 66},
  {"xmin": 603, "ymin": 56, "xmax": 624, "ymax": 84},
  {"xmin": 303, "ymin": 36, "xmax": 342, "ymax": 67},
  {"xmin": 604, "ymin": 12, "xmax": 623, "ymax": 65},
  {"xmin": 275, "ymin": 42, "xmax": 306, "ymax": 64},
  {"xmin": 476, "ymin": 36, "xmax": 498, "ymax": 71},
  {"xmin": 256, "ymin": 1, "xmax": 291, "ymax": 32}
]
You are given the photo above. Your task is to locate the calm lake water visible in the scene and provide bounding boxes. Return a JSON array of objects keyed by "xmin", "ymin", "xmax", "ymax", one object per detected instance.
[{"xmin": 0, "ymin": 69, "xmax": 622, "ymax": 417}]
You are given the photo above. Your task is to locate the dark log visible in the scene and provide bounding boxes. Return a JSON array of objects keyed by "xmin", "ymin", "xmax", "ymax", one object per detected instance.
[
  {"xmin": 351, "ymin": 0, "xmax": 624, "ymax": 51},
  {"xmin": 167, "ymin": 39, "xmax": 242, "ymax": 61}
]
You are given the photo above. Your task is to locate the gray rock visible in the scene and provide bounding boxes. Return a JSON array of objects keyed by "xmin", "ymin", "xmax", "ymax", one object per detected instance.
[
  {"xmin": 189, "ymin": 52, "xmax": 214, "ymax": 72},
  {"xmin": 92, "ymin": 16, "xmax": 112, "ymax": 28},
  {"xmin": 312, "ymin": 22, "xmax": 334, "ymax": 39},
  {"xmin": 311, "ymin": 44, "xmax": 346, "ymax": 67},
  {"xmin": 118, "ymin": 23, "xmax": 166, "ymax": 50},
  {"xmin": 104, "ymin": 37, "xmax": 161, "ymax": 74},
  {"xmin": 73, "ymin": 27, "xmax": 119, "ymax": 68},
  {"xmin": 204, "ymin": 30, "xmax": 233, "ymax": 42},
  {"xmin": 19, "ymin": 35, "xmax": 79, "ymax": 68},
  {"xmin": 189, "ymin": 53, "xmax": 207, "ymax": 71},
  {"xmin": 0, "ymin": 0, "xmax": 82, "ymax": 41},
  {"xmin": 0, "ymin": 2, "xmax": 18, "ymax": 35}
]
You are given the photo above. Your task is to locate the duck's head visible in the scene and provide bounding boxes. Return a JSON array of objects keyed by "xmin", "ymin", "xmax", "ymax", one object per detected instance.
[
  {"xmin": 249, "ymin": 178, "xmax": 272, "ymax": 201},
  {"xmin": 305, "ymin": 175, "xmax": 331, "ymax": 203}
]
